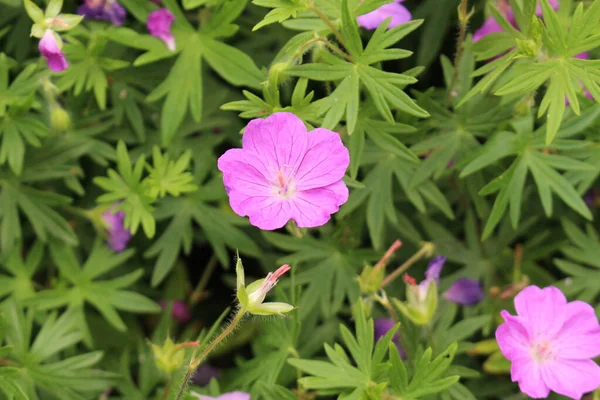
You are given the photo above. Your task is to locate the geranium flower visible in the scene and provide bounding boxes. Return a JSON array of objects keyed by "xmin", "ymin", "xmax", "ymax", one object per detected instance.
[
  {"xmin": 147, "ymin": 8, "xmax": 175, "ymax": 51},
  {"xmin": 474, "ymin": 0, "xmax": 559, "ymax": 42},
  {"xmin": 217, "ymin": 112, "xmax": 350, "ymax": 230},
  {"xmin": 101, "ymin": 206, "xmax": 131, "ymax": 252},
  {"xmin": 78, "ymin": 0, "xmax": 126, "ymax": 26},
  {"xmin": 496, "ymin": 286, "xmax": 600, "ymax": 399},
  {"xmin": 357, "ymin": 0, "xmax": 411, "ymax": 30},
  {"xmin": 38, "ymin": 29, "xmax": 68, "ymax": 72},
  {"xmin": 193, "ymin": 392, "xmax": 250, "ymax": 400},
  {"xmin": 443, "ymin": 278, "xmax": 484, "ymax": 305}
]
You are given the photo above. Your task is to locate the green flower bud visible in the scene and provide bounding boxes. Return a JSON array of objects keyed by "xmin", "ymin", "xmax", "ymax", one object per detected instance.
[
  {"xmin": 151, "ymin": 337, "xmax": 186, "ymax": 375},
  {"xmin": 50, "ymin": 106, "xmax": 71, "ymax": 132}
]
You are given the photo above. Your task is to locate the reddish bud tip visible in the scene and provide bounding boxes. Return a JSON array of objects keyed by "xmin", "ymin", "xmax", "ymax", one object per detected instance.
[{"xmin": 403, "ymin": 273, "xmax": 417, "ymax": 286}]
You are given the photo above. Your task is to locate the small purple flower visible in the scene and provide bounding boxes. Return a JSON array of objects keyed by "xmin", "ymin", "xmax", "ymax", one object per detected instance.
[
  {"xmin": 404, "ymin": 256, "xmax": 446, "ymax": 302},
  {"xmin": 101, "ymin": 206, "xmax": 131, "ymax": 252},
  {"xmin": 191, "ymin": 364, "xmax": 222, "ymax": 386},
  {"xmin": 443, "ymin": 278, "xmax": 484, "ymax": 305},
  {"xmin": 147, "ymin": 8, "xmax": 175, "ymax": 51},
  {"xmin": 375, "ymin": 318, "xmax": 405, "ymax": 358},
  {"xmin": 78, "ymin": 0, "xmax": 126, "ymax": 26},
  {"xmin": 357, "ymin": 0, "xmax": 411, "ymax": 30},
  {"xmin": 39, "ymin": 30, "xmax": 68, "ymax": 72},
  {"xmin": 159, "ymin": 300, "xmax": 191, "ymax": 323},
  {"xmin": 193, "ymin": 392, "xmax": 250, "ymax": 400}
]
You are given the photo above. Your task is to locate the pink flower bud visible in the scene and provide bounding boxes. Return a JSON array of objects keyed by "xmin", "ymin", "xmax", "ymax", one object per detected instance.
[
  {"xmin": 147, "ymin": 8, "xmax": 175, "ymax": 51},
  {"xmin": 38, "ymin": 30, "xmax": 68, "ymax": 72}
]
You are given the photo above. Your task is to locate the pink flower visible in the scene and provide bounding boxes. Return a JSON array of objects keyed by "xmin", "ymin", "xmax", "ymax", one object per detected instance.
[
  {"xmin": 38, "ymin": 30, "xmax": 68, "ymax": 72},
  {"xmin": 147, "ymin": 8, "xmax": 175, "ymax": 51},
  {"xmin": 217, "ymin": 112, "xmax": 350, "ymax": 230},
  {"xmin": 496, "ymin": 286, "xmax": 600, "ymax": 399},
  {"xmin": 357, "ymin": 0, "xmax": 411, "ymax": 30},
  {"xmin": 193, "ymin": 392, "xmax": 250, "ymax": 400},
  {"xmin": 474, "ymin": 0, "xmax": 559, "ymax": 42}
]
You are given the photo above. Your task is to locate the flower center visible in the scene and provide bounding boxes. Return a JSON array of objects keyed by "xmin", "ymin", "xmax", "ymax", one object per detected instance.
[
  {"xmin": 273, "ymin": 171, "xmax": 296, "ymax": 199},
  {"xmin": 531, "ymin": 341, "xmax": 555, "ymax": 364}
]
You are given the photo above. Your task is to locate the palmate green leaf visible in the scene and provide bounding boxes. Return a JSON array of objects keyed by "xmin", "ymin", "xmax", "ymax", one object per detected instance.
[
  {"xmin": 108, "ymin": 0, "xmax": 264, "ymax": 144},
  {"xmin": 340, "ymin": 145, "xmax": 453, "ymax": 250},
  {"xmin": 144, "ymin": 147, "xmax": 198, "ymax": 199},
  {"xmin": 0, "ymin": 241, "xmax": 43, "ymax": 302},
  {"xmin": 145, "ymin": 187, "xmax": 260, "ymax": 286},
  {"xmin": 56, "ymin": 33, "xmax": 129, "ymax": 111},
  {"xmin": 2, "ymin": 301, "xmax": 117, "ymax": 399},
  {"xmin": 252, "ymin": 0, "xmax": 308, "ymax": 30},
  {"xmin": 25, "ymin": 241, "xmax": 160, "ymax": 342},
  {"xmin": 94, "ymin": 140, "xmax": 155, "ymax": 237},
  {"xmin": 0, "ymin": 179, "xmax": 78, "ymax": 254}
]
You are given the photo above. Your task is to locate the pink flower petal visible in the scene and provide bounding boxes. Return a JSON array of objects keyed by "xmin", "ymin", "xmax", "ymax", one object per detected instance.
[
  {"xmin": 541, "ymin": 359, "xmax": 600, "ymax": 400},
  {"xmin": 514, "ymin": 286, "xmax": 567, "ymax": 339},
  {"xmin": 290, "ymin": 180, "xmax": 348, "ymax": 227},
  {"xmin": 295, "ymin": 128, "xmax": 349, "ymax": 191},
  {"xmin": 39, "ymin": 30, "xmax": 68, "ymax": 72},
  {"xmin": 554, "ymin": 300, "xmax": 600, "ymax": 359},
  {"xmin": 357, "ymin": 1, "xmax": 411, "ymax": 30},
  {"xmin": 496, "ymin": 311, "xmax": 531, "ymax": 361},
  {"xmin": 511, "ymin": 357, "xmax": 551, "ymax": 398},
  {"xmin": 242, "ymin": 112, "xmax": 308, "ymax": 179}
]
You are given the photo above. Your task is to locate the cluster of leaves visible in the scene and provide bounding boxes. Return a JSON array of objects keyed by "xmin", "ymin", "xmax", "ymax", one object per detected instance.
[{"xmin": 0, "ymin": 0, "xmax": 598, "ymax": 399}]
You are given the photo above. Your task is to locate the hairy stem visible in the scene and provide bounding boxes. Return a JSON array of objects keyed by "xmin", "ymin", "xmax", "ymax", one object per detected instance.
[
  {"xmin": 174, "ymin": 309, "xmax": 246, "ymax": 400},
  {"xmin": 381, "ymin": 242, "xmax": 435, "ymax": 288}
]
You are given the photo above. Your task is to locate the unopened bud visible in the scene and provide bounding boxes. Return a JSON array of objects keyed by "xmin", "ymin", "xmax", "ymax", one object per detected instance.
[{"xmin": 50, "ymin": 106, "xmax": 71, "ymax": 132}]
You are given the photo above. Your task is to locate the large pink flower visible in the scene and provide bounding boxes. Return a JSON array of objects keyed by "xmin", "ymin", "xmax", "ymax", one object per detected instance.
[
  {"xmin": 217, "ymin": 112, "xmax": 350, "ymax": 230},
  {"xmin": 38, "ymin": 30, "xmax": 68, "ymax": 72},
  {"xmin": 496, "ymin": 286, "xmax": 600, "ymax": 399},
  {"xmin": 357, "ymin": 0, "xmax": 411, "ymax": 30}
]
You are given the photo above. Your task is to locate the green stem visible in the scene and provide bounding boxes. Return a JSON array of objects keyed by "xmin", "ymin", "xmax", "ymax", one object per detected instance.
[
  {"xmin": 307, "ymin": 1, "xmax": 346, "ymax": 49},
  {"xmin": 381, "ymin": 242, "xmax": 435, "ymax": 288},
  {"xmin": 174, "ymin": 309, "xmax": 246, "ymax": 400},
  {"xmin": 446, "ymin": 0, "xmax": 471, "ymax": 107},
  {"xmin": 189, "ymin": 255, "xmax": 218, "ymax": 306}
]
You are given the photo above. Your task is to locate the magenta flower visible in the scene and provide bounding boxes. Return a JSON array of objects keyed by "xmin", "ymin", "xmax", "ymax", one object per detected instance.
[
  {"xmin": 217, "ymin": 112, "xmax": 350, "ymax": 230},
  {"xmin": 159, "ymin": 300, "xmax": 191, "ymax": 324},
  {"xmin": 78, "ymin": 0, "xmax": 126, "ymax": 25},
  {"xmin": 375, "ymin": 318, "xmax": 405, "ymax": 358},
  {"xmin": 38, "ymin": 30, "xmax": 68, "ymax": 72},
  {"xmin": 101, "ymin": 206, "xmax": 131, "ymax": 252},
  {"xmin": 496, "ymin": 286, "xmax": 600, "ymax": 399},
  {"xmin": 443, "ymin": 278, "xmax": 484, "ymax": 305},
  {"xmin": 193, "ymin": 392, "xmax": 250, "ymax": 400},
  {"xmin": 474, "ymin": 0, "xmax": 559, "ymax": 42},
  {"xmin": 147, "ymin": 8, "xmax": 175, "ymax": 51},
  {"xmin": 357, "ymin": 0, "xmax": 411, "ymax": 30}
]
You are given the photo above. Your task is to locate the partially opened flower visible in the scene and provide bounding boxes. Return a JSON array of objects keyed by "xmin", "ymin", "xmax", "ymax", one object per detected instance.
[
  {"xmin": 78, "ymin": 0, "xmax": 126, "ymax": 25},
  {"xmin": 101, "ymin": 206, "xmax": 131, "ymax": 252},
  {"xmin": 496, "ymin": 286, "xmax": 600, "ymax": 399},
  {"xmin": 235, "ymin": 257, "xmax": 294, "ymax": 316},
  {"xmin": 474, "ymin": 0, "xmax": 559, "ymax": 42},
  {"xmin": 357, "ymin": 0, "xmax": 411, "ymax": 30},
  {"xmin": 394, "ymin": 256, "xmax": 446, "ymax": 325},
  {"xmin": 147, "ymin": 8, "xmax": 175, "ymax": 51},
  {"xmin": 38, "ymin": 29, "xmax": 68, "ymax": 72},
  {"xmin": 217, "ymin": 112, "xmax": 350, "ymax": 230},
  {"xmin": 444, "ymin": 278, "xmax": 484, "ymax": 305},
  {"xmin": 192, "ymin": 392, "xmax": 250, "ymax": 400},
  {"xmin": 375, "ymin": 318, "xmax": 405, "ymax": 358}
]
